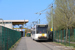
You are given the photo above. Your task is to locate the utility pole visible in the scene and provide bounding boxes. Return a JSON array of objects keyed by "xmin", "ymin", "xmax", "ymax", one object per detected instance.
[
  {"xmin": 39, "ymin": 19, "xmax": 40, "ymax": 24},
  {"xmin": 24, "ymin": 19, "xmax": 25, "ymax": 28},
  {"xmin": 51, "ymin": 4, "xmax": 53, "ymax": 31},
  {"xmin": 32, "ymin": 21, "xmax": 38, "ymax": 26}
]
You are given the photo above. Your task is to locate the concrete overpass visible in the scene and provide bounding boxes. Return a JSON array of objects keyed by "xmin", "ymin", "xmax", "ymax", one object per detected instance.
[{"xmin": 0, "ymin": 20, "xmax": 29, "ymax": 29}]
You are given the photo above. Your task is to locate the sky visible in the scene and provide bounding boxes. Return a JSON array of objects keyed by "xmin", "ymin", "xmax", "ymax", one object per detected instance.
[{"xmin": 0, "ymin": 0, "xmax": 54, "ymax": 28}]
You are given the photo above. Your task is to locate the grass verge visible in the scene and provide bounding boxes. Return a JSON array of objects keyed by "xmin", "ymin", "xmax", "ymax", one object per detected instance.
[
  {"xmin": 9, "ymin": 38, "xmax": 21, "ymax": 50},
  {"xmin": 54, "ymin": 42, "xmax": 75, "ymax": 50}
]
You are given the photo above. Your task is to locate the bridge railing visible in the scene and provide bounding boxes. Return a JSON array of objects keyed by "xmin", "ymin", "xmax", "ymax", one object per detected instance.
[{"xmin": 0, "ymin": 26, "xmax": 21, "ymax": 50}]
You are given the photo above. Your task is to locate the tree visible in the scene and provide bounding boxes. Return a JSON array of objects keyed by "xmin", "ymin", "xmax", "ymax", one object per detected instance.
[{"xmin": 47, "ymin": 0, "xmax": 75, "ymax": 42}]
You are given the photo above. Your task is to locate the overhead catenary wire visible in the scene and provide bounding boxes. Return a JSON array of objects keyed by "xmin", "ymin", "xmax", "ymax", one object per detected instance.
[
  {"xmin": 35, "ymin": 0, "xmax": 55, "ymax": 24},
  {"xmin": 41, "ymin": 17, "xmax": 46, "ymax": 21},
  {"xmin": 35, "ymin": 4, "xmax": 53, "ymax": 21},
  {"xmin": 36, "ymin": 5, "xmax": 52, "ymax": 24},
  {"xmin": 40, "ymin": 17, "xmax": 47, "ymax": 24},
  {"xmin": 36, "ymin": 4, "xmax": 54, "ymax": 20},
  {"xmin": 36, "ymin": 0, "xmax": 55, "ymax": 14},
  {"xmin": 35, "ymin": 14, "xmax": 41, "ymax": 20},
  {"xmin": 36, "ymin": 4, "xmax": 52, "ymax": 15},
  {"xmin": 27, "ymin": 0, "xmax": 55, "ymax": 29}
]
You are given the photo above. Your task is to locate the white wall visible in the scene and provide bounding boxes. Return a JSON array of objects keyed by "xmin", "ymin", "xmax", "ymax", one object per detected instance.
[{"xmin": 0, "ymin": 23, "xmax": 13, "ymax": 29}]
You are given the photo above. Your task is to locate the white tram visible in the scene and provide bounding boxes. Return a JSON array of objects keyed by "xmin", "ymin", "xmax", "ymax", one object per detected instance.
[{"xmin": 31, "ymin": 24, "xmax": 49, "ymax": 40}]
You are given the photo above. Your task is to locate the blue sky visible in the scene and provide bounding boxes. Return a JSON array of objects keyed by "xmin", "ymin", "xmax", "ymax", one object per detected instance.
[{"xmin": 0, "ymin": 0, "xmax": 54, "ymax": 28}]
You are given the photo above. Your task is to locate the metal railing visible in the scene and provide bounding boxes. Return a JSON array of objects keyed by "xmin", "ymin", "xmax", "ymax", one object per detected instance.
[
  {"xmin": 0, "ymin": 26, "xmax": 21, "ymax": 50},
  {"xmin": 53, "ymin": 29, "xmax": 75, "ymax": 47}
]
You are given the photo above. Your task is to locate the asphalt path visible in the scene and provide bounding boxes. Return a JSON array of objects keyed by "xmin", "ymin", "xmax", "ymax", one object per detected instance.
[{"xmin": 16, "ymin": 37, "xmax": 73, "ymax": 50}]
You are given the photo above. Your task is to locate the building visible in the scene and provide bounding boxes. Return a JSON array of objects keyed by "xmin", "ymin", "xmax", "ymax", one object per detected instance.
[{"xmin": 0, "ymin": 20, "xmax": 28, "ymax": 29}]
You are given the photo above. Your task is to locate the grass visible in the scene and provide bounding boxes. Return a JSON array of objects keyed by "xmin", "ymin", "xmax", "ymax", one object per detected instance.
[
  {"xmin": 54, "ymin": 38, "xmax": 75, "ymax": 47},
  {"xmin": 62, "ymin": 42, "xmax": 75, "ymax": 48},
  {"xmin": 70, "ymin": 35, "xmax": 75, "ymax": 42},
  {"xmin": 54, "ymin": 42, "xmax": 75, "ymax": 50},
  {"xmin": 9, "ymin": 38, "xmax": 21, "ymax": 50}
]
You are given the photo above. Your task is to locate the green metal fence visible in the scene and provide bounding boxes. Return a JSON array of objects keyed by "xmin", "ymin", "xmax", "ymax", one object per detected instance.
[
  {"xmin": 0, "ymin": 26, "xmax": 21, "ymax": 50},
  {"xmin": 53, "ymin": 29, "xmax": 75, "ymax": 47}
]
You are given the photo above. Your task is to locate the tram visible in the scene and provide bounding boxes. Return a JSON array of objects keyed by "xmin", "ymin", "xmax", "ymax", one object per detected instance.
[{"xmin": 31, "ymin": 24, "xmax": 49, "ymax": 40}]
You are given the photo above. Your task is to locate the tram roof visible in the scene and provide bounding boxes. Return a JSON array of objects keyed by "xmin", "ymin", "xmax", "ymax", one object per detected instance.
[{"xmin": 36, "ymin": 24, "xmax": 48, "ymax": 25}]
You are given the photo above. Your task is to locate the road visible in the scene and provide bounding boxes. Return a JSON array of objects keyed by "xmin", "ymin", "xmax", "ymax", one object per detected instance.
[{"xmin": 15, "ymin": 37, "xmax": 73, "ymax": 50}]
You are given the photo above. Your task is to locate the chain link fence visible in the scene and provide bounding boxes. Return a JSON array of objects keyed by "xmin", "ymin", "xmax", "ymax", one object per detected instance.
[
  {"xmin": 53, "ymin": 29, "xmax": 75, "ymax": 47},
  {"xmin": 0, "ymin": 26, "xmax": 21, "ymax": 50}
]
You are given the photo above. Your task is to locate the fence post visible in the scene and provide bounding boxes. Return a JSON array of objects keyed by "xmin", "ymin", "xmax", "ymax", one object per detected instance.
[
  {"xmin": 64, "ymin": 30, "xmax": 66, "ymax": 45},
  {"xmin": 55, "ymin": 31, "xmax": 56, "ymax": 41},
  {"xmin": 58, "ymin": 31, "xmax": 59, "ymax": 43},
  {"xmin": 61, "ymin": 30, "xmax": 62, "ymax": 43},
  {"xmin": 53, "ymin": 31, "xmax": 54, "ymax": 42},
  {"xmin": 74, "ymin": 29, "xmax": 75, "ymax": 41},
  {"xmin": 68, "ymin": 29, "xmax": 70, "ymax": 46},
  {"xmin": 6, "ymin": 28, "xmax": 8, "ymax": 50}
]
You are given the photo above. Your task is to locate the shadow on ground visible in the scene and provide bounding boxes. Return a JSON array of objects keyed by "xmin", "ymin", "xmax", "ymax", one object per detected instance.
[{"xmin": 36, "ymin": 39, "xmax": 53, "ymax": 42}]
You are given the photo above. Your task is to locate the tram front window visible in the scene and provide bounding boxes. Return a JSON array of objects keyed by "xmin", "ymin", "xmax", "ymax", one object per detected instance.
[{"xmin": 37, "ymin": 27, "xmax": 47, "ymax": 33}]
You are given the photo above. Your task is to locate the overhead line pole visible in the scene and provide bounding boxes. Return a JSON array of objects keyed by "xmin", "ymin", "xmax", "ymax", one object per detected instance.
[
  {"xmin": 51, "ymin": 4, "xmax": 53, "ymax": 31},
  {"xmin": 39, "ymin": 19, "xmax": 40, "ymax": 24}
]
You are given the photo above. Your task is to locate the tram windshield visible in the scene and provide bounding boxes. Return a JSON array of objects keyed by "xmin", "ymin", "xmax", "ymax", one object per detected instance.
[{"xmin": 36, "ymin": 25, "xmax": 48, "ymax": 33}]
